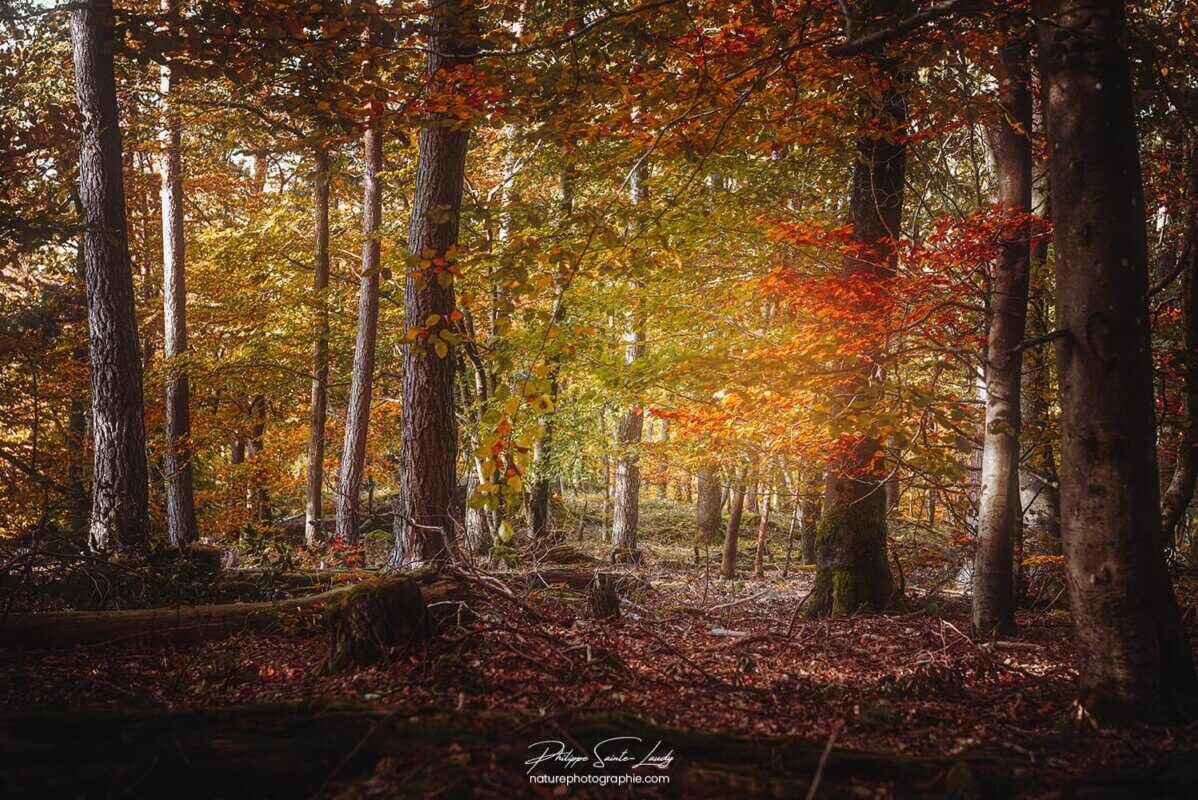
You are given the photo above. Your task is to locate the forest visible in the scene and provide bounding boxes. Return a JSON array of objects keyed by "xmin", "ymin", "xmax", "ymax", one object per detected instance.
[{"xmin": 1, "ymin": 0, "xmax": 1197, "ymax": 796}]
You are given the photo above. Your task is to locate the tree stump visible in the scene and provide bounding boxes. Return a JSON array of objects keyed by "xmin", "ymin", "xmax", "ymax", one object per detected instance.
[
  {"xmin": 586, "ymin": 573, "xmax": 621, "ymax": 620},
  {"xmin": 323, "ymin": 576, "xmax": 431, "ymax": 673}
]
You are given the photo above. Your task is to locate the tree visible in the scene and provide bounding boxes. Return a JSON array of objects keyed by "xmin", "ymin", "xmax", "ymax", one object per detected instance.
[
  {"xmin": 695, "ymin": 462, "xmax": 722, "ymax": 554},
  {"xmin": 1159, "ymin": 147, "xmax": 1198, "ymax": 549},
  {"xmin": 808, "ymin": 55, "xmax": 906, "ymax": 618},
  {"xmin": 611, "ymin": 162, "xmax": 648, "ymax": 561},
  {"xmin": 393, "ymin": 0, "xmax": 478, "ymax": 567},
  {"xmin": 337, "ymin": 114, "xmax": 384, "ymax": 546},
  {"xmin": 972, "ymin": 35, "xmax": 1033, "ymax": 637},
  {"xmin": 720, "ymin": 468, "xmax": 746, "ymax": 579},
  {"xmin": 159, "ymin": 0, "xmax": 198, "ymax": 547},
  {"xmin": 71, "ymin": 0, "xmax": 150, "ymax": 553},
  {"xmin": 1037, "ymin": 0, "xmax": 1196, "ymax": 722},
  {"xmin": 305, "ymin": 147, "xmax": 331, "ymax": 547}
]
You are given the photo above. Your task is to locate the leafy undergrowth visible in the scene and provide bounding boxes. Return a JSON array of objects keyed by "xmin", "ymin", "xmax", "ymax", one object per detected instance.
[{"xmin": 1, "ymin": 557, "xmax": 1195, "ymax": 798}]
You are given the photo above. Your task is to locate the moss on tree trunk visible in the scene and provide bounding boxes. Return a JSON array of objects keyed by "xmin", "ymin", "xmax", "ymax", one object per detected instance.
[{"xmin": 807, "ymin": 500, "xmax": 901, "ymax": 618}]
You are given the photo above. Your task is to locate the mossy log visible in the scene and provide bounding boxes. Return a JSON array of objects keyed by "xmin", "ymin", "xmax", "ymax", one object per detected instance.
[
  {"xmin": 511, "ymin": 568, "xmax": 651, "ymax": 598},
  {"xmin": 322, "ymin": 573, "xmax": 473, "ymax": 673},
  {"xmin": 539, "ymin": 544, "xmax": 600, "ymax": 566},
  {"xmin": 5, "ymin": 701, "xmax": 1173, "ymax": 799},
  {"xmin": 0, "ymin": 571, "xmax": 472, "ymax": 651},
  {"xmin": 0, "ymin": 584, "xmax": 356, "ymax": 649}
]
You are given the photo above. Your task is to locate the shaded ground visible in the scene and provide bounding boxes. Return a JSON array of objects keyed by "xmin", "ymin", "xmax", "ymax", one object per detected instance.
[{"xmin": 1, "ymin": 500, "xmax": 1196, "ymax": 797}]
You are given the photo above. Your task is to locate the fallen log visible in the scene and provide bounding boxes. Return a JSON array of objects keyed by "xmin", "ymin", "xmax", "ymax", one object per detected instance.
[
  {"xmin": 0, "ymin": 568, "xmax": 617, "ymax": 651},
  {"xmin": 0, "ymin": 571, "xmax": 471, "ymax": 651},
  {"xmin": 0, "ymin": 583, "xmax": 355, "ymax": 650}
]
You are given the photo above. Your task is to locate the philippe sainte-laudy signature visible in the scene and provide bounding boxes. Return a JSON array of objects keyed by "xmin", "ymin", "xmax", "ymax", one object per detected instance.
[{"xmin": 525, "ymin": 737, "xmax": 676, "ymax": 774}]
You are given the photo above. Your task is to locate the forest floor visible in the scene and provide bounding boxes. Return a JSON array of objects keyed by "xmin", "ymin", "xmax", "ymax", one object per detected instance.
[{"xmin": 1, "ymin": 499, "xmax": 1196, "ymax": 798}]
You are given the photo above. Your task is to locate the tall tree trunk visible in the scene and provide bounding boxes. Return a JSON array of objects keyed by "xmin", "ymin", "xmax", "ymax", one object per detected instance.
[
  {"xmin": 1038, "ymin": 0, "xmax": 1196, "ymax": 722},
  {"xmin": 528, "ymin": 159, "xmax": 575, "ymax": 539},
  {"xmin": 305, "ymin": 148, "xmax": 331, "ymax": 547},
  {"xmin": 973, "ymin": 38, "xmax": 1033, "ymax": 637},
  {"xmin": 720, "ymin": 471, "xmax": 746, "ymax": 579},
  {"xmin": 809, "ymin": 59, "xmax": 906, "ymax": 618},
  {"xmin": 337, "ymin": 124, "xmax": 383, "ymax": 546},
  {"xmin": 800, "ymin": 485, "xmax": 821, "ymax": 565},
  {"xmin": 754, "ymin": 488, "xmax": 772, "ymax": 578},
  {"xmin": 696, "ymin": 463, "xmax": 722, "ymax": 548},
  {"xmin": 611, "ymin": 163, "xmax": 647, "ymax": 557},
  {"xmin": 159, "ymin": 0, "xmax": 198, "ymax": 547},
  {"xmin": 71, "ymin": 0, "xmax": 150, "ymax": 554},
  {"xmin": 1019, "ymin": 185, "xmax": 1061, "ymax": 546},
  {"xmin": 393, "ymin": 0, "xmax": 477, "ymax": 567},
  {"xmin": 246, "ymin": 394, "xmax": 269, "ymax": 522},
  {"xmin": 1160, "ymin": 147, "xmax": 1198, "ymax": 549}
]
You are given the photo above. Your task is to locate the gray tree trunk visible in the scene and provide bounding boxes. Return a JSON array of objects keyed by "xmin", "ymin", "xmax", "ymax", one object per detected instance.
[
  {"xmin": 972, "ymin": 38, "xmax": 1032, "ymax": 637},
  {"xmin": 159, "ymin": 0, "xmax": 198, "ymax": 548},
  {"xmin": 1159, "ymin": 148, "xmax": 1198, "ymax": 549},
  {"xmin": 611, "ymin": 163, "xmax": 647, "ymax": 556},
  {"xmin": 337, "ymin": 125, "xmax": 383, "ymax": 546},
  {"xmin": 71, "ymin": 0, "xmax": 150, "ymax": 553},
  {"xmin": 1039, "ymin": 0, "xmax": 1196, "ymax": 722}
]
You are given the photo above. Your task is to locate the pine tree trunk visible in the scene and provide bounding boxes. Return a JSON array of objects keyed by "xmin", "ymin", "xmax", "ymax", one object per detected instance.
[
  {"xmin": 159, "ymin": 0, "xmax": 198, "ymax": 548},
  {"xmin": 972, "ymin": 37, "xmax": 1032, "ymax": 637},
  {"xmin": 611, "ymin": 164, "xmax": 647, "ymax": 556},
  {"xmin": 1038, "ymin": 0, "xmax": 1196, "ymax": 722},
  {"xmin": 393, "ymin": 0, "xmax": 477, "ymax": 567},
  {"xmin": 720, "ymin": 473, "xmax": 746, "ymax": 579},
  {"xmin": 337, "ymin": 125, "xmax": 383, "ymax": 546},
  {"xmin": 70, "ymin": 0, "xmax": 150, "ymax": 554},
  {"xmin": 809, "ymin": 57, "xmax": 905, "ymax": 618},
  {"xmin": 305, "ymin": 148, "xmax": 331, "ymax": 547}
]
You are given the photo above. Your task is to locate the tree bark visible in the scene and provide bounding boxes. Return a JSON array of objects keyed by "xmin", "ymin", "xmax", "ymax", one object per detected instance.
[
  {"xmin": 159, "ymin": 0, "xmax": 198, "ymax": 548},
  {"xmin": 1160, "ymin": 148, "xmax": 1198, "ymax": 549},
  {"xmin": 1038, "ymin": 0, "xmax": 1196, "ymax": 722},
  {"xmin": 720, "ymin": 471, "xmax": 746, "ymax": 579},
  {"xmin": 696, "ymin": 463, "xmax": 722, "ymax": 548},
  {"xmin": 71, "ymin": 0, "xmax": 150, "ymax": 554},
  {"xmin": 809, "ymin": 56, "xmax": 906, "ymax": 618},
  {"xmin": 393, "ymin": 0, "xmax": 477, "ymax": 567},
  {"xmin": 611, "ymin": 163, "xmax": 648, "ymax": 556},
  {"xmin": 754, "ymin": 488, "xmax": 772, "ymax": 578},
  {"xmin": 337, "ymin": 125, "xmax": 383, "ymax": 546},
  {"xmin": 246, "ymin": 394, "xmax": 269, "ymax": 522},
  {"xmin": 305, "ymin": 148, "xmax": 331, "ymax": 547},
  {"xmin": 972, "ymin": 37, "xmax": 1032, "ymax": 637},
  {"xmin": 1019, "ymin": 192, "xmax": 1061, "ymax": 546}
]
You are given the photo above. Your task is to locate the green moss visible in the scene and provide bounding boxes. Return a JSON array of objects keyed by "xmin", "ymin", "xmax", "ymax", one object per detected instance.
[
  {"xmin": 322, "ymin": 576, "xmax": 430, "ymax": 673},
  {"xmin": 806, "ymin": 500, "xmax": 899, "ymax": 618}
]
